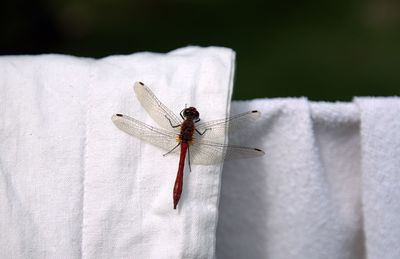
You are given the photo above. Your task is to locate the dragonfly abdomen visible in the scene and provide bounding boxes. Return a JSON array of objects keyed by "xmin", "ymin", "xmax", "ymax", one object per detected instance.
[{"xmin": 173, "ymin": 143, "xmax": 188, "ymax": 209}]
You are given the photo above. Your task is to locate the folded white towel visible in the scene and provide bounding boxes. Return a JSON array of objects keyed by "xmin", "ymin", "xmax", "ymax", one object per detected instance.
[{"xmin": 0, "ymin": 47, "xmax": 235, "ymax": 259}]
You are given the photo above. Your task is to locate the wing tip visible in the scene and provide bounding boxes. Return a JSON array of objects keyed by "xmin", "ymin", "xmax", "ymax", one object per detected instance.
[
  {"xmin": 133, "ymin": 81, "xmax": 145, "ymax": 91},
  {"xmin": 134, "ymin": 81, "xmax": 144, "ymax": 86},
  {"xmin": 254, "ymin": 148, "xmax": 265, "ymax": 155},
  {"xmin": 111, "ymin": 113, "xmax": 124, "ymax": 121},
  {"xmin": 252, "ymin": 110, "xmax": 261, "ymax": 117}
]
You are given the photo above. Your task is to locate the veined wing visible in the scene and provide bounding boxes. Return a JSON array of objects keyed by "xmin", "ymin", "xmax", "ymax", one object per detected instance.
[
  {"xmin": 112, "ymin": 114, "xmax": 179, "ymax": 152},
  {"xmin": 190, "ymin": 140, "xmax": 265, "ymax": 165},
  {"xmin": 134, "ymin": 82, "xmax": 182, "ymax": 130},
  {"xmin": 195, "ymin": 110, "xmax": 261, "ymax": 140}
]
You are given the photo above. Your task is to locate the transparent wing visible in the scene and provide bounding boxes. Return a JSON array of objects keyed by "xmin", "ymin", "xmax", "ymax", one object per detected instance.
[
  {"xmin": 195, "ymin": 110, "xmax": 261, "ymax": 140},
  {"xmin": 112, "ymin": 114, "xmax": 179, "ymax": 152},
  {"xmin": 190, "ymin": 140, "xmax": 265, "ymax": 165},
  {"xmin": 134, "ymin": 82, "xmax": 182, "ymax": 130}
]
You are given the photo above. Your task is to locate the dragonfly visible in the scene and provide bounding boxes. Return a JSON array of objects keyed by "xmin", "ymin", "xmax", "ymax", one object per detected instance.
[{"xmin": 112, "ymin": 82, "xmax": 264, "ymax": 209}]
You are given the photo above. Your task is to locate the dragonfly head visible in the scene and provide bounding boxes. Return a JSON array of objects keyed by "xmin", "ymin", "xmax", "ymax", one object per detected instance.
[{"xmin": 183, "ymin": 107, "xmax": 200, "ymax": 120}]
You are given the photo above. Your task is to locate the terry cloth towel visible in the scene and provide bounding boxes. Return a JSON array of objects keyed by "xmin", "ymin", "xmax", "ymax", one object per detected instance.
[
  {"xmin": 0, "ymin": 46, "xmax": 235, "ymax": 259},
  {"xmin": 217, "ymin": 98, "xmax": 400, "ymax": 259}
]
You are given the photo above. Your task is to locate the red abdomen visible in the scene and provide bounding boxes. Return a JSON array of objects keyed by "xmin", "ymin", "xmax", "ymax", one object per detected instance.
[{"xmin": 173, "ymin": 143, "xmax": 188, "ymax": 209}]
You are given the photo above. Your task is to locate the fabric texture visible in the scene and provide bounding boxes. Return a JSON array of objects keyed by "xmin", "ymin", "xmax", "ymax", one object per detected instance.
[
  {"xmin": 1, "ymin": 48, "xmax": 400, "ymax": 259},
  {"xmin": 217, "ymin": 98, "xmax": 400, "ymax": 259},
  {"xmin": 0, "ymin": 46, "xmax": 235, "ymax": 259}
]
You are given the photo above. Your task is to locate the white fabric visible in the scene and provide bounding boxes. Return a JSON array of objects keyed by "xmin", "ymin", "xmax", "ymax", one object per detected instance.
[
  {"xmin": 1, "ymin": 48, "xmax": 400, "ymax": 259},
  {"xmin": 0, "ymin": 46, "xmax": 235, "ymax": 259},
  {"xmin": 356, "ymin": 98, "xmax": 400, "ymax": 259},
  {"xmin": 217, "ymin": 98, "xmax": 400, "ymax": 259}
]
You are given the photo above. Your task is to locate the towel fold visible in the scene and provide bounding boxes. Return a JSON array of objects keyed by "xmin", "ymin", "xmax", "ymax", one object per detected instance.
[{"xmin": 355, "ymin": 98, "xmax": 400, "ymax": 259}]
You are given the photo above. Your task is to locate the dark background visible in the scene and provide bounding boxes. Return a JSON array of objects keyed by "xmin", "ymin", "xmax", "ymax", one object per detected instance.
[{"xmin": 2, "ymin": 0, "xmax": 399, "ymax": 100}]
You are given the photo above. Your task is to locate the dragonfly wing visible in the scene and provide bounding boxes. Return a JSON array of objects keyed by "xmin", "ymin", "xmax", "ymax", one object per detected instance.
[
  {"xmin": 134, "ymin": 82, "xmax": 182, "ymax": 130},
  {"xmin": 195, "ymin": 110, "xmax": 261, "ymax": 140},
  {"xmin": 190, "ymin": 140, "xmax": 265, "ymax": 165},
  {"xmin": 112, "ymin": 114, "xmax": 179, "ymax": 153}
]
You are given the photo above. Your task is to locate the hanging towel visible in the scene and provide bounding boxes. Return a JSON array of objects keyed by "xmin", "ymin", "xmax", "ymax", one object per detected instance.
[
  {"xmin": 355, "ymin": 98, "xmax": 400, "ymax": 259},
  {"xmin": 217, "ymin": 98, "xmax": 399, "ymax": 259}
]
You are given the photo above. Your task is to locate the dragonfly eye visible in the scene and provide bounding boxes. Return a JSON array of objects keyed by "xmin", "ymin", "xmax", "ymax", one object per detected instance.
[
  {"xmin": 183, "ymin": 107, "xmax": 200, "ymax": 120},
  {"xmin": 193, "ymin": 110, "xmax": 199, "ymax": 120}
]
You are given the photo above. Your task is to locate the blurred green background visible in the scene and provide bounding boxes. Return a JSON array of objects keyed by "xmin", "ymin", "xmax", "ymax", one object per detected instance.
[{"xmin": 2, "ymin": 0, "xmax": 399, "ymax": 100}]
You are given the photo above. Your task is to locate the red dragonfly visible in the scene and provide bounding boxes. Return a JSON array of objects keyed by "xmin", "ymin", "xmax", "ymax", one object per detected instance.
[{"xmin": 112, "ymin": 82, "xmax": 264, "ymax": 209}]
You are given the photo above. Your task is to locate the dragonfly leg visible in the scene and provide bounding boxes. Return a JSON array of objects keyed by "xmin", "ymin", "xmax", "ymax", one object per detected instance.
[
  {"xmin": 163, "ymin": 143, "xmax": 181, "ymax": 156},
  {"xmin": 179, "ymin": 109, "xmax": 185, "ymax": 120},
  {"xmin": 196, "ymin": 128, "xmax": 210, "ymax": 136},
  {"xmin": 187, "ymin": 145, "xmax": 192, "ymax": 172},
  {"xmin": 165, "ymin": 115, "xmax": 180, "ymax": 128}
]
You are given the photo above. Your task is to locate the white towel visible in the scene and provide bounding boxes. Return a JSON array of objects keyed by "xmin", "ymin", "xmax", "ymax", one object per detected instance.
[
  {"xmin": 0, "ymin": 46, "xmax": 235, "ymax": 259},
  {"xmin": 355, "ymin": 98, "xmax": 400, "ymax": 259},
  {"xmin": 217, "ymin": 98, "xmax": 400, "ymax": 259}
]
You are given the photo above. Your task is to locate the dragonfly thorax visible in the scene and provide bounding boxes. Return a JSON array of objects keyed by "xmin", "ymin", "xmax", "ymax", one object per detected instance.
[{"xmin": 180, "ymin": 120, "xmax": 195, "ymax": 143}]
